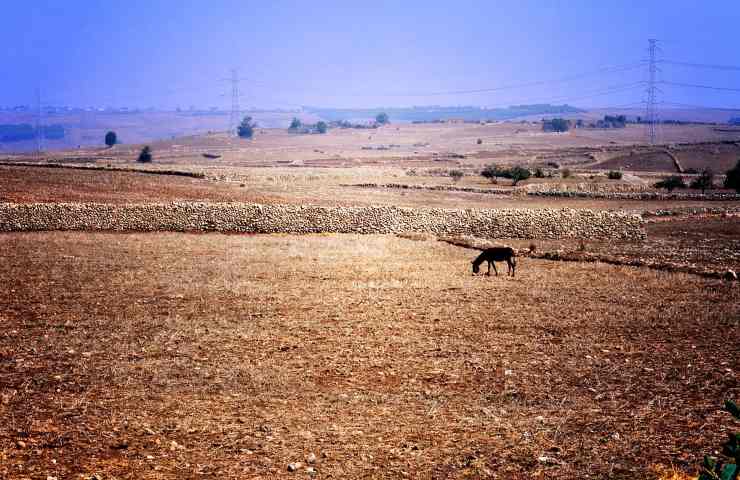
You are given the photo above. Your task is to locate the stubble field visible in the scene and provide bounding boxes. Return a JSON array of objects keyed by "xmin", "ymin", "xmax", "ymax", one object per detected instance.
[{"xmin": 1, "ymin": 233, "xmax": 738, "ymax": 479}]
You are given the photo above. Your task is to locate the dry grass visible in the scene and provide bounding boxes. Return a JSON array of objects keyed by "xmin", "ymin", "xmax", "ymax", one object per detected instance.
[{"xmin": 1, "ymin": 232, "xmax": 738, "ymax": 479}]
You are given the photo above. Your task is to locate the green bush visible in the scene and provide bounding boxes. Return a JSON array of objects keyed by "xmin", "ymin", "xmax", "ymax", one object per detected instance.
[
  {"xmin": 725, "ymin": 159, "xmax": 740, "ymax": 192},
  {"xmin": 477, "ymin": 138, "xmax": 483, "ymax": 145},
  {"xmin": 607, "ymin": 170, "xmax": 623, "ymax": 180},
  {"xmin": 654, "ymin": 175, "xmax": 687, "ymax": 192},
  {"xmin": 316, "ymin": 121, "xmax": 328, "ymax": 134},
  {"xmin": 690, "ymin": 169, "xmax": 714, "ymax": 193},
  {"xmin": 480, "ymin": 165, "xmax": 530, "ymax": 185},
  {"xmin": 534, "ymin": 167, "xmax": 545, "ymax": 178},
  {"xmin": 289, "ymin": 117, "xmax": 302, "ymax": 130},
  {"xmin": 561, "ymin": 168, "xmax": 572, "ymax": 178},
  {"xmin": 481, "ymin": 164, "xmax": 503, "ymax": 183},
  {"xmin": 449, "ymin": 169, "xmax": 464, "ymax": 182},
  {"xmin": 137, "ymin": 146, "xmax": 152, "ymax": 163},
  {"xmin": 105, "ymin": 131, "xmax": 117, "ymax": 147},
  {"xmin": 509, "ymin": 166, "xmax": 531, "ymax": 185},
  {"xmin": 375, "ymin": 112, "xmax": 389, "ymax": 125},
  {"xmin": 237, "ymin": 116, "xmax": 256, "ymax": 139},
  {"xmin": 698, "ymin": 400, "xmax": 739, "ymax": 480}
]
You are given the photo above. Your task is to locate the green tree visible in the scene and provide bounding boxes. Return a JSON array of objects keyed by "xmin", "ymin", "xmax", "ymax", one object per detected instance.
[
  {"xmin": 509, "ymin": 166, "xmax": 531, "ymax": 186},
  {"xmin": 375, "ymin": 112, "xmax": 389, "ymax": 125},
  {"xmin": 137, "ymin": 146, "xmax": 152, "ymax": 163},
  {"xmin": 654, "ymin": 175, "xmax": 686, "ymax": 192},
  {"xmin": 481, "ymin": 164, "xmax": 502, "ymax": 183},
  {"xmin": 725, "ymin": 159, "xmax": 740, "ymax": 192},
  {"xmin": 690, "ymin": 168, "xmax": 714, "ymax": 193},
  {"xmin": 104, "ymin": 131, "xmax": 117, "ymax": 147},
  {"xmin": 289, "ymin": 117, "xmax": 302, "ymax": 130},
  {"xmin": 237, "ymin": 116, "xmax": 256, "ymax": 139},
  {"xmin": 316, "ymin": 121, "xmax": 328, "ymax": 134}
]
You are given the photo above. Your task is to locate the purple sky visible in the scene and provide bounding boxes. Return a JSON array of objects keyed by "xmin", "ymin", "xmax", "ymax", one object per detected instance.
[{"xmin": 4, "ymin": 0, "xmax": 740, "ymax": 109}]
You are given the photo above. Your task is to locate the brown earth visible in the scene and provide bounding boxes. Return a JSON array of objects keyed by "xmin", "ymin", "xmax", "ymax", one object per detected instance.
[
  {"xmin": 1, "ymin": 232, "xmax": 738, "ymax": 479},
  {"xmin": 3, "ymin": 165, "xmax": 740, "ymax": 214}
]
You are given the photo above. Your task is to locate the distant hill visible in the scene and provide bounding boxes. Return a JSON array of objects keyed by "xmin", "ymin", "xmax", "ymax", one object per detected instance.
[{"xmin": 303, "ymin": 104, "xmax": 584, "ymax": 123}]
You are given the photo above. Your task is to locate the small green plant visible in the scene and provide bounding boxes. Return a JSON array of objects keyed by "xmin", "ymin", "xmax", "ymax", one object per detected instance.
[
  {"xmin": 137, "ymin": 146, "xmax": 152, "ymax": 163},
  {"xmin": 655, "ymin": 175, "xmax": 687, "ymax": 192},
  {"xmin": 449, "ymin": 169, "xmax": 464, "ymax": 182},
  {"xmin": 607, "ymin": 170, "xmax": 623, "ymax": 180},
  {"xmin": 477, "ymin": 138, "xmax": 483, "ymax": 145},
  {"xmin": 698, "ymin": 400, "xmax": 739, "ymax": 480},
  {"xmin": 534, "ymin": 167, "xmax": 545, "ymax": 178},
  {"xmin": 561, "ymin": 168, "xmax": 572, "ymax": 178},
  {"xmin": 375, "ymin": 112, "xmax": 390, "ymax": 125}
]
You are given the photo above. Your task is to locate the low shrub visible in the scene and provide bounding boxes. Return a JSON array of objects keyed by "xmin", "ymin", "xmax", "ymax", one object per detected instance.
[
  {"xmin": 137, "ymin": 146, "xmax": 152, "ymax": 163},
  {"xmin": 654, "ymin": 175, "xmax": 687, "ymax": 192},
  {"xmin": 607, "ymin": 170, "xmax": 623, "ymax": 180}
]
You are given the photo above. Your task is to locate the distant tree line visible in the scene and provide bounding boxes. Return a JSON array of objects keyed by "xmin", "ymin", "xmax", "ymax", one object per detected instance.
[
  {"xmin": 542, "ymin": 118, "xmax": 570, "ymax": 133},
  {"xmin": 0, "ymin": 124, "xmax": 65, "ymax": 142},
  {"xmin": 288, "ymin": 118, "xmax": 329, "ymax": 134}
]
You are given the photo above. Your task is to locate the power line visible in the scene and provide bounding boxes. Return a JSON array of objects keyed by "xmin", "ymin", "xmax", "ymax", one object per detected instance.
[
  {"xmin": 659, "ymin": 100, "xmax": 740, "ymax": 110},
  {"xmin": 362, "ymin": 62, "xmax": 647, "ymax": 98},
  {"xmin": 36, "ymin": 87, "xmax": 44, "ymax": 155},
  {"xmin": 660, "ymin": 60, "xmax": 740, "ymax": 71},
  {"xmin": 659, "ymin": 81, "xmax": 740, "ymax": 93}
]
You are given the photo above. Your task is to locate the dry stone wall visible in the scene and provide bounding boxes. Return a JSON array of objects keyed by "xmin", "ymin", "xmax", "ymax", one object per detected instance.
[{"xmin": 0, "ymin": 202, "xmax": 645, "ymax": 240}]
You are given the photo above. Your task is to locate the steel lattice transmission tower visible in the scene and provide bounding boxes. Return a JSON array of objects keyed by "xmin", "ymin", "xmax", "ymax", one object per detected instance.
[
  {"xmin": 36, "ymin": 87, "xmax": 44, "ymax": 156},
  {"xmin": 645, "ymin": 39, "xmax": 660, "ymax": 144},
  {"xmin": 228, "ymin": 68, "xmax": 241, "ymax": 136}
]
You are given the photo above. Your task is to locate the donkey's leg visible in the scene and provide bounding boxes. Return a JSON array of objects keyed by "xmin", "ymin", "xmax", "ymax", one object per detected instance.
[
  {"xmin": 508, "ymin": 258, "xmax": 515, "ymax": 276},
  {"xmin": 485, "ymin": 261, "xmax": 491, "ymax": 276},
  {"xmin": 492, "ymin": 261, "xmax": 498, "ymax": 276}
]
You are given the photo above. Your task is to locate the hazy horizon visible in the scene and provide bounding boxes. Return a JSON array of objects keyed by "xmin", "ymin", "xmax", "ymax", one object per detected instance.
[{"xmin": 3, "ymin": 1, "xmax": 740, "ymax": 110}]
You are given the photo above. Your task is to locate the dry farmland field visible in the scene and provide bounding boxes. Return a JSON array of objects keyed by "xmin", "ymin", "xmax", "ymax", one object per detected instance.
[
  {"xmin": 1, "ymin": 122, "xmax": 740, "ymax": 479},
  {"xmin": 1, "ymin": 233, "xmax": 738, "ymax": 480}
]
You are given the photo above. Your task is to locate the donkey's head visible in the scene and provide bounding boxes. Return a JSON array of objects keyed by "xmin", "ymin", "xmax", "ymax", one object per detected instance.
[{"xmin": 471, "ymin": 261, "xmax": 480, "ymax": 274}]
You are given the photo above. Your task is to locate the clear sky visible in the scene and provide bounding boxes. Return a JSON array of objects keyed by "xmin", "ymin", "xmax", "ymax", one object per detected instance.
[{"xmin": 4, "ymin": 0, "xmax": 740, "ymax": 109}]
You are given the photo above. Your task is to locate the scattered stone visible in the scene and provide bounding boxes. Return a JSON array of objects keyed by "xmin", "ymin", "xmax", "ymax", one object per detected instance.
[
  {"xmin": 306, "ymin": 466, "xmax": 316, "ymax": 475},
  {"xmin": 306, "ymin": 452, "xmax": 316, "ymax": 464},
  {"xmin": 287, "ymin": 462, "xmax": 300, "ymax": 472},
  {"xmin": 724, "ymin": 270, "xmax": 738, "ymax": 281},
  {"xmin": 16, "ymin": 440, "xmax": 26, "ymax": 448}
]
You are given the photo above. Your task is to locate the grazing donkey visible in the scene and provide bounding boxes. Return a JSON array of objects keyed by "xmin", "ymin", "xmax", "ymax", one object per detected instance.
[{"xmin": 471, "ymin": 247, "xmax": 517, "ymax": 277}]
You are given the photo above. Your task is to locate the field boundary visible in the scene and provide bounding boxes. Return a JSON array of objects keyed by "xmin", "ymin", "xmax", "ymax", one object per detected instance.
[
  {"xmin": 0, "ymin": 161, "xmax": 206, "ymax": 179},
  {"xmin": 344, "ymin": 182, "xmax": 740, "ymax": 201},
  {"xmin": 0, "ymin": 202, "xmax": 645, "ymax": 240},
  {"xmin": 436, "ymin": 235, "xmax": 737, "ymax": 281}
]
